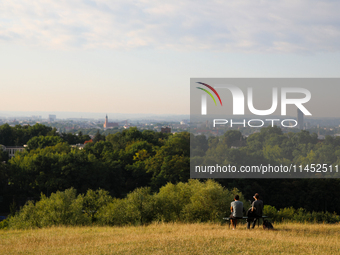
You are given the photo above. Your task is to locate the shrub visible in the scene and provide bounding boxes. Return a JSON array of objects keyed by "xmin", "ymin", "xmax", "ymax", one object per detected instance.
[
  {"xmin": 278, "ymin": 207, "xmax": 296, "ymax": 222},
  {"xmin": 97, "ymin": 187, "xmax": 154, "ymax": 226},
  {"xmin": 263, "ymin": 205, "xmax": 340, "ymax": 223},
  {"xmin": 0, "ymin": 219, "xmax": 9, "ymax": 230},
  {"xmin": 263, "ymin": 205, "xmax": 279, "ymax": 222},
  {"xmin": 96, "ymin": 198, "xmax": 132, "ymax": 226},
  {"xmin": 153, "ymin": 182, "xmax": 193, "ymax": 222},
  {"xmin": 8, "ymin": 188, "xmax": 90, "ymax": 229},
  {"xmin": 83, "ymin": 189, "xmax": 112, "ymax": 222},
  {"xmin": 7, "ymin": 200, "xmax": 41, "ymax": 229},
  {"xmin": 97, "ymin": 180, "xmax": 248, "ymax": 225},
  {"xmin": 154, "ymin": 180, "xmax": 248, "ymax": 223},
  {"xmin": 181, "ymin": 180, "xmax": 238, "ymax": 223}
]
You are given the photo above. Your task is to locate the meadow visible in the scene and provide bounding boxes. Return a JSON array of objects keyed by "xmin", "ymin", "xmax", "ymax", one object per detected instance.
[{"xmin": 1, "ymin": 222, "xmax": 340, "ymax": 254}]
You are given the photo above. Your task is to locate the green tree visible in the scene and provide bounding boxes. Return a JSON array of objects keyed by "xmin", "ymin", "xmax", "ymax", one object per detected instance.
[
  {"xmin": 222, "ymin": 130, "xmax": 243, "ymax": 148},
  {"xmin": 27, "ymin": 135, "xmax": 64, "ymax": 150},
  {"xmin": 93, "ymin": 130, "xmax": 105, "ymax": 143},
  {"xmin": 0, "ymin": 124, "xmax": 15, "ymax": 145},
  {"xmin": 83, "ymin": 189, "xmax": 112, "ymax": 222},
  {"xmin": 146, "ymin": 132, "xmax": 190, "ymax": 189}
]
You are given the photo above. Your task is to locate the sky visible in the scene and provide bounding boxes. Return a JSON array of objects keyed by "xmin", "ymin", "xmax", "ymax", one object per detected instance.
[{"xmin": 1, "ymin": 0, "xmax": 340, "ymax": 116}]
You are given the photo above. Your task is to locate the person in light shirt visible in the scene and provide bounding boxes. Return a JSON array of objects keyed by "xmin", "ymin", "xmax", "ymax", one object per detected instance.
[{"xmin": 230, "ymin": 194, "xmax": 244, "ymax": 230}]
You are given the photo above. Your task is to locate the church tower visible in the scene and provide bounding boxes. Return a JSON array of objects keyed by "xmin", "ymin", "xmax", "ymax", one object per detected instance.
[
  {"xmin": 103, "ymin": 114, "xmax": 118, "ymax": 128},
  {"xmin": 104, "ymin": 114, "xmax": 108, "ymax": 128}
]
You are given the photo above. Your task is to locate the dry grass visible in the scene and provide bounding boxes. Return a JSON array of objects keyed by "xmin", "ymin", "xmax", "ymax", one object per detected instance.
[{"xmin": 1, "ymin": 222, "xmax": 340, "ymax": 254}]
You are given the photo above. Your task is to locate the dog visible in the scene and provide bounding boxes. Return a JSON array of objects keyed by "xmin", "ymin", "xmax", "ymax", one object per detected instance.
[{"xmin": 263, "ymin": 219, "xmax": 274, "ymax": 230}]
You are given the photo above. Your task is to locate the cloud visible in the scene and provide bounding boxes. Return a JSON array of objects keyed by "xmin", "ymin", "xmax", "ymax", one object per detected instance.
[{"xmin": 1, "ymin": 0, "xmax": 340, "ymax": 52}]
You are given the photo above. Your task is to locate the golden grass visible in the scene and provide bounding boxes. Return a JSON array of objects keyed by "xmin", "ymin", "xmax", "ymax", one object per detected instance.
[{"xmin": 1, "ymin": 222, "xmax": 340, "ymax": 254}]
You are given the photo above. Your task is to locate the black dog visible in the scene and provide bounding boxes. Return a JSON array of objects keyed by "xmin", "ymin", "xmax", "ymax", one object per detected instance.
[{"xmin": 263, "ymin": 220, "xmax": 274, "ymax": 230}]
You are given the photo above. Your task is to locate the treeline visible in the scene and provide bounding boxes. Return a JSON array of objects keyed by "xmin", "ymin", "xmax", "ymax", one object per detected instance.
[
  {"xmin": 2, "ymin": 180, "xmax": 338, "ymax": 230},
  {"xmin": 2, "ymin": 180, "xmax": 245, "ymax": 229},
  {"xmin": 0, "ymin": 125, "xmax": 188, "ymax": 210},
  {"xmin": 191, "ymin": 125, "xmax": 340, "ymax": 167},
  {"xmin": 0, "ymin": 123, "xmax": 91, "ymax": 147},
  {"xmin": 1, "ymin": 124, "xmax": 340, "ymax": 215}
]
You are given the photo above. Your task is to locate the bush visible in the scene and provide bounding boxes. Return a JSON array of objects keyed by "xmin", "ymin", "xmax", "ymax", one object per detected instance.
[
  {"xmin": 153, "ymin": 182, "xmax": 192, "ymax": 222},
  {"xmin": 8, "ymin": 188, "xmax": 90, "ymax": 229},
  {"xmin": 154, "ymin": 180, "xmax": 248, "ymax": 223},
  {"xmin": 97, "ymin": 187, "xmax": 154, "ymax": 226},
  {"xmin": 263, "ymin": 205, "xmax": 340, "ymax": 223},
  {"xmin": 278, "ymin": 207, "xmax": 296, "ymax": 221},
  {"xmin": 263, "ymin": 205, "xmax": 279, "ymax": 221},
  {"xmin": 180, "ymin": 180, "xmax": 241, "ymax": 223},
  {"xmin": 83, "ymin": 189, "xmax": 112, "ymax": 222},
  {"xmin": 0, "ymin": 219, "xmax": 9, "ymax": 230},
  {"xmin": 97, "ymin": 180, "xmax": 248, "ymax": 225},
  {"xmin": 7, "ymin": 200, "xmax": 42, "ymax": 229},
  {"xmin": 96, "ymin": 198, "xmax": 132, "ymax": 226}
]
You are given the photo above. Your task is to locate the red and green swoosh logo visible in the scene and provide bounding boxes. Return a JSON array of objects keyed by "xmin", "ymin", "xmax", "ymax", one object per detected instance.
[{"xmin": 196, "ymin": 82, "xmax": 223, "ymax": 106}]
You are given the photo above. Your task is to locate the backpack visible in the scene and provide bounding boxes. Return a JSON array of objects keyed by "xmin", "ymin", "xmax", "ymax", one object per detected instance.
[
  {"xmin": 246, "ymin": 207, "xmax": 257, "ymax": 222},
  {"xmin": 263, "ymin": 220, "xmax": 274, "ymax": 230}
]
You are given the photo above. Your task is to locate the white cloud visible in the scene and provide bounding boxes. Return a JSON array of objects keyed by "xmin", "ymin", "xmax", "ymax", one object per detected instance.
[{"xmin": 1, "ymin": 0, "xmax": 340, "ymax": 52}]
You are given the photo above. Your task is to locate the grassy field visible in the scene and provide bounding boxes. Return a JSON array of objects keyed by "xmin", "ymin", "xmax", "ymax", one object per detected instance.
[{"xmin": 1, "ymin": 222, "xmax": 340, "ymax": 254}]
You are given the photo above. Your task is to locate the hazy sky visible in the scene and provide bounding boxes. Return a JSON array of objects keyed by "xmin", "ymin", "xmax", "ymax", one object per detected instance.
[{"xmin": 1, "ymin": 0, "xmax": 340, "ymax": 115}]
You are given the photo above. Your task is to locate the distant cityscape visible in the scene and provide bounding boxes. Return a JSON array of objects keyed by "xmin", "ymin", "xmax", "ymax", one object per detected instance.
[
  {"xmin": 0, "ymin": 113, "xmax": 190, "ymax": 137},
  {"xmin": 1, "ymin": 110, "xmax": 340, "ymax": 139}
]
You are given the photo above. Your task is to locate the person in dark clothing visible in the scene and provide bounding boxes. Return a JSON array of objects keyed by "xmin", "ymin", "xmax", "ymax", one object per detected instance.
[{"xmin": 247, "ymin": 193, "xmax": 264, "ymax": 229}]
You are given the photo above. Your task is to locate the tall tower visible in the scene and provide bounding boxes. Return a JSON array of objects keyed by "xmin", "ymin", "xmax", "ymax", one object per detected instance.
[
  {"xmin": 297, "ymin": 109, "xmax": 304, "ymax": 129},
  {"xmin": 104, "ymin": 114, "xmax": 108, "ymax": 128}
]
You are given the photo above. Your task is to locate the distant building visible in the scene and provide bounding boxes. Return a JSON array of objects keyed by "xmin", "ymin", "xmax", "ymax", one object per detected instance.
[
  {"xmin": 297, "ymin": 109, "xmax": 304, "ymax": 129},
  {"xmin": 180, "ymin": 119, "xmax": 189, "ymax": 125},
  {"xmin": 161, "ymin": 127, "xmax": 171, "ymax": 134},
  {"xmin": 49, "ymin": 114, "xmax": 56, "ymax": 122},
  {"xmin": 103, "ymin": 115, "xmax": 119, "ymax": 128},
  {"xmin": 0, "ymin": 145, "xmax": 26, "ymax": 158},
  {"xmin": 318, "ymin": 135, "xmax": 325, "ymax": 140},
  {"xmin": 31, "ymin": 115, "xmax": 42, "ymax": 120},
  {"xmin": 70, "ymin": 144, "xmax": 85, "ymax": 150}
]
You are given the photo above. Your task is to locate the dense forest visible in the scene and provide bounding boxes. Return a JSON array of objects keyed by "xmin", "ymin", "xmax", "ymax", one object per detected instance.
[{"xmin": 1, "ymin": 123, "xmax": 340, "ymax": 215}]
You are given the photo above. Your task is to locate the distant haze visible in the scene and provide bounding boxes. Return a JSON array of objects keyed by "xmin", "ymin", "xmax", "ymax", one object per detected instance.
[{"xmin": 0, "ymin": 111, "xmax": 189, "ymax": 121}]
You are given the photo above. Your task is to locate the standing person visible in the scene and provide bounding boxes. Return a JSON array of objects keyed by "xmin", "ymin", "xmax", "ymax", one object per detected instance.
[
  {"xmin": 230, "ymin": 195, "xmax": 244, "ymax": 230},
  {"xmin": 247, "ymin": 193, "xmax": 264, "ymax": 229}
]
